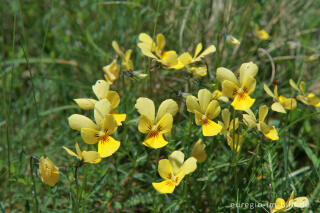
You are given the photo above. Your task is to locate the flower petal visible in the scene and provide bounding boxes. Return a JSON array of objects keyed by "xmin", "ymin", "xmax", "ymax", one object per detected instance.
[
  {"xmin": 222, "ymin": 80, "xmax": 239, "ymax": 98},
  {"xmin": 202, "ymin": 119, "xmax": 222, "ymax": 136},
  {"xmin": 152, "ymin": 180, "xmax": 175, "ymax": 194},
  {"xmin": 258, "ymin": 105, "xmax": 268, "ymax": 122},
  {"xmin": 98, "ymin": 136, "xmax": 120, "ymax": 158},
  {"xmin": 239, "ymin": 62, "xmax": 258, "ymax": 85},
  {"xmin": 82, "ymin": 151, "xmax": 101, "ymax": 164},
  {"xmin": 156, "ymin": 99, "xmax": 178, "ymax": 123},
  {"xmin": 158, "ymin": 159, "xmax": 173, "ymax": 180},
  {"xmin": 198, "ymin": 89, "xmax": 212, "ymax": 113},
  {"xmin": 138, "ymin": 115, "xmax": 153, "ymax": 134},
  {"xmin": 264, "ymin": 125, "xmax": 279, "ymax": 141},
  {"xmin": 264, "ymin": 84, "xmax": 275, "ymax": 98},
  {"xmin": 68, "ymin": 114, "xmax": 97, "ymax": 131},
  {"xmin": 178, "ymin": 52, "xmax": 193, "ymax": 65},
  {"xmin": 101, "ymin": 114, "xmax": 118, "ymax": 135},
  {"xmin": 39, "ymin": 157, "xmax": 59, "ymax": 187},
  {"xmin": 169, "ymin": 151, "xmax": 185, "ymax": 175},
  {"xmin": 81, "ymin": 128, "xmax": 99, "ymax": 144},
  {"xmin": 143, "ymin": 133, "xmax": 168, "ymax": 149},
  {"xmin": 197, "ymin": 45, "xmax": 216, "ymax": 60},
  {"xmin": 92, "ymin": 80, "xmax": 110, "ymax": 100},
  {"xmin": 74, "ymin": 98, "xmax": 97, "ymax": 110},
  {"xmin": 194, "ymin": 43, "xmax": 203, "ymax": 58},
  {"xmin": 135, "ymin": 97, "xmax": 155, "ymax": 123},
  {"xmin": 221, "ymin": 108, "xmax": 230, "ymax": 129},
  {"xmin": 241, "ymin": 76, "xmax": 256, "ymax": 95},
  {"xmin": 94, "ymin": 99, "xmax": 111, "ymax": 126},
  {"xmin": 289, "ymin": 79, "xmax": 300, "ymax": 92},
  {"xmin": 63, "ymin": 146, "xmax": 78, "ymax": 158},
  {"xmin": 180, "ymin": 157, "xmax": 197, "ymax": 175},
  {"xmin": 156, "ymin": 113, "xmax": 173, "ymax": 134},
  {"xmin": 156, "ymin": 33, "xmax": 166, "ymax": 51},
  {"xmin": 186, "ymin": 95, "xmax": 201, "ymax": 113},
  {"xmin": 292, "ymin": 197, "xmax": 309, "ymax": 208},
  {"xmin": 106, "ymin": 91, "xmax": 120, "ymax": 110},
  {"xmin": 191, "ymin": 139, "xmax": 207, "ymax": 163},
  {"xmin": 231, "ymin": 93, "xmax": 255, "ymax": 111},
  {"xmin": 216, "ymin": 67, "xmax": 239, "ymax": 85},
  {"xmin": 112, "ymin": 113, "xmax": 126, "ymax": 126},
  {"xmin": 278, "ymin": 96, "xmax": 297, "ymax": 110},
  {"xmin": 112, "ymin": 41, "xmax": 124, "ymax": 57},
  {"xmin": 205, "ymin": 100, "xmax": 221, "ymax": 120}
]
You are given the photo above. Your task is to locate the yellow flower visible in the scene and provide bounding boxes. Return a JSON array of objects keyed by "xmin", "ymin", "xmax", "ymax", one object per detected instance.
[
  {"xmin": 137, "ymin": 33, "xmax": 183, "ymax": 69},
  {"xmin": 243, "ymin": 105, "xmax": 279, "ymax": 140},
  {"xmin": 289, "ymin": 79, "xmax": 320, "ymax": 107},
  {"xmin": 135, "ymin": 98, "xmax": 178, "ymax": 149},
  {"xmin": 191, "ymin": 139, "xmax": 207, "ymax": 163},
  {"xmin": 68, "ymin": 100, "xmax": 120, "ymax": 158},
  {"xmin": 74, "ymin": 80, "xmax": 126, "ymax": 125},
  {"xmin": 112, "ymin": 41, "xmax": 134, "ymax": 71},
  {"xmin": 212, "ymin": 89, "xmax": 229, "ymax": 103},
  {"xmin": 186, "ymin": 89, "xmax": 222, "ymax": 136},
  {"xmin": 272, "ymin": 191, "xmax": 309, "ymax": 213},
  {"xmin": 39, "ymin": 156, "xmax": 59, "ymax": 187},
  {"xmin": 254, "ymin": 25, "xmax": 270, "ymax": 40},
  {"xmin": 152, "ymin": 151, "xmax": 197, "ymax": 194},
  {"xmin": 103, "ymin": 59, "xmax": 120, "ymax": 84},
  {"xmin": 63, "ymin": 142, "xmax": 101, "ymax": 164},
  {"xmin": 225, "ymin": 34, "xmax": 241, "ymax": 45},
  {"xmin": 178, "ymin": 43, "xmax": 216, "ymax": 77},
  {"xmin": 218, "ymin": 109, "xmax": 243, "ymax": 151},
  {"xmin": 264, "ymin": 84, "xmax": 297, "ymax": 113},
  {"xmin": 217, "ymin": 62, "xmax": 258, "ymax": 111}
]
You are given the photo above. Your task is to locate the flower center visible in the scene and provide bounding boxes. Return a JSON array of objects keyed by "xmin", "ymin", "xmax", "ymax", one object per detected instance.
[{"xmin": 98, "ymin": 131, "xmax": 109, "ymax": 144}]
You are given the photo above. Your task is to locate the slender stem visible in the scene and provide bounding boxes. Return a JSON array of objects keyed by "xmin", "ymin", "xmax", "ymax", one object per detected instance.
[{"xmin": 30, "ymin": 157, "xmax": 39, "ymax": 213}]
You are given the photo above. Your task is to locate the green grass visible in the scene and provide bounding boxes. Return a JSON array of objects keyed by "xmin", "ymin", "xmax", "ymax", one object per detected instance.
[{"xmin": 1, "ymin": 0, "xmax": 320, "ymax": 212}]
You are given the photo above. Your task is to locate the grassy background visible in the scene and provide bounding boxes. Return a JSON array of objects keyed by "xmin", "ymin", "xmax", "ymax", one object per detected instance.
[{"xmin": 1, "ymin": 0, "xmax": 320, "ymax": 212}]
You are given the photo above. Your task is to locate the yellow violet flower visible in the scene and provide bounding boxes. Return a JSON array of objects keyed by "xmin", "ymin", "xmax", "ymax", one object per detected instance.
[
  {"xmin": 264, "ymin": 84, "xmax": 297, "ymax": 113},
  {"xmin": 217, "ymin": 62, "xmax": 258, "ymax": 111},
  {"xmin": 112, "ymin": 41, "xmax": 134, "ymax": 71},
  {"xmin": 74, "ymin": 80, "xmax": 126, "ymax": 125},
  {"xmin": 191, "ymin": 139, "xmax": 207, "ymax": 163},
  {"xmin": 103, "ymin": 59, "xmax": 120, "ymax": 84},
  {"xmin": 289, "ymin": 79, "xmax": 320, "ymax": 107},
  {"xmin": 137, "ymin": 33, "xmax": 183, "ymax": 69},
  {"xmin": 186, "ymin": 89, "xmax": 222, "ymax": 136},
  {"xmin": 68, "ymin": 100, "xmax": 120, "ymax": 158},
  {"xmin": 39, "ymin": 156, "xmax": 59, "ymax": 187},
  {"xmin": 152, "ymin": 151, "xmax": 197, "ymax": 194},
  {"xmin": 135, "ymin": 98, "xmax": 178, "ymax": 149},
  {"xmin": 225, "ymin": 34, "xmax": 241, "ymax": 45},
  {"xmin": 178, "ymin": 43, "xmax": 216, "ymax": 77},
  {"xmin": 272, "ymin": 191, "xmax": 309, "ymax": 213},
  {"xmin": 254, "ymin": 25, "xmax": 270, "ymax": 40},
  {"xmin": 218, "ymin": 109, "xmax": 243, "ymax": 152},
  {"xmin": 63, "ymin": 142, "xmax": 101, "ymax": 164},
  {"xmin": 243, "ymin": 105, "xmax": 279, "ymax": 140},
  {"xmin": 212, "ymin": 89, "xmax": 229, "ymax": 103}
]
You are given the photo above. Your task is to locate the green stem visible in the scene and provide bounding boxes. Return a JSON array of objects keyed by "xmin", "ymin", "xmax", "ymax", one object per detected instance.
[{"xmin": 30, "ymin": 157, "xmax": 39, "ymax": 213}]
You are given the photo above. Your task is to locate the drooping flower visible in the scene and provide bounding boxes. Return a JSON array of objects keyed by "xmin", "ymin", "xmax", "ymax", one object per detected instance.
[
  {"xmin": 68, "ymin": 100, "xmax": 120, "ymax": 158},
  {"xmin": 272, "ymin": 191, "xmax": 309, "ymax": 213},
  {"xmin": 63, "ymin": 142, "xmax": 101, "ymax": 164},
  {"xmin": 112, "ymin": 41, "xmax": 134, "ymax": 71},
  {"xmin": 225, "ymin": 34, "xmax": 241, "ymax": 45},
  {"xmin": 243, "ymin": 105, "xmax": 279, "ymax": 140},
  {"xmin": 191, "ymin": 139, "xmax": 207, "ymax": 163},
  {"xmin": 264, "ymin": 84, "xmax": 297, "ymax": 113},
  {"xmin": 178, "ymin": 43, "xmax": 216, "ymax": 77},
  {"xmin": 186, "ymin": 89, "xmax": 222, "ymax": 136},
  {"xmin": 137, "ymin": 33, "xmax": 183, "ymax": 69},
  {"xmin": 254, "ymin": 25, "xmax": 270, "ymax": 40},
  {"xmin": 218, "ymin": 108, "xmax": 243, "ymax": 151},
  {"xmin": 103, "ymin": 59, "xmax": 120, "ymax": 84},
  {"xmin": 39, "ymin": 156, "xmax": 59, "ymax": 187},
  {"xmin": 289, "ymin": 79, "xmax": 320, "ymax": 107},
  {"xmin": 212, "ymin": 89, "xmax": 229, "ymax": 103},
  {"xmin": 74, "ymin": 80, "xmax": 126, "ymax": 125},
  {"xmin": 135, "ymin": 98, "xmax": 178, "ymax": 149},
  {"xmin": 152, "ymin": 151, "xmax": 197, "ymax": 194},
  {"xmin": 217, "ymin": 62, "xmax": 258, "ymax": 111}
]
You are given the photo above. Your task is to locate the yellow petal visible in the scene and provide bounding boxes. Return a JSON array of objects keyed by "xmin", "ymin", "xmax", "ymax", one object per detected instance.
[
  {"xmin": 156, "ymin": 99, "xmax": 178, "ymax": 123},
  {"xmin": 112, "ymin": 113, "xmax": 126, "ymax": 126},
  {"xmin": 221, "ymin": 108, "xmax": 230, "ymax": 129},
  {"xmin": 292, "ymin": 197, "xmax": 309, "ymax": 208},
  {"xmin": 222, "ymin": 80, "xmax": 239, "ymax": 98},
  {"xmin": 75, "ymin": 143, "xmax": 82, "ymax": 159},
  {"xmin": 158, "ymin": 159, "xmax": 173, "ymax": 180},
  {"xmin": 191, "ymin": 139, "xmax": 207, "ymax": 163},
  {"xmin": 135, "ymin": 97, "xmax": 155, "ymax": 123},
  {"xmin": 82, "ymin": 151, "xmax": 101, "ymax": 164},
  {"xmin": 258, "ymin": 105, "xmax": 268, "ymax": 122},
  {"xmin": 138, "ymin": 43, "xmax": 158, "ymax": 59},
  {"xmin": 103, "ymin": 59, "xmax": 119, "ymax": 84},
  {"xmin": 94, "ymin": 99, "xmax": 111, "ymax": 126},
  {"xmin": 229, "ymin": 118, "xmax": 239, "ymax": 131},
  {"xmin": 81, "ymin": 128, "xmax": 99, "ymax": 144},
  {"xmin": 264, "ymin": 125, "xmax": 279, "ymax": 140},
  {"xmin": 289, "ymin": 79, "xmax": 300, "ymax": 92},
  {"xmin": 239, "ymin": 62, "xmax": 258, "ymax": 85},
  {"xmin": 156, "ymin": 33, "xmax": 166, "ymax": 51},
  {"xmin": 152, "ymin": 180, "xmax": 175, "ymax": 194},
  {"xmin": 74, "ymin": 98, "xmax": 97, "ymax": 110},
  {"xmin": 197, "ymin": 45, "xmax": 216, "ymax": 60},
  {"xmin": 98, "ymin": 136, "xmax": 120, "ymax": 158},
  {"xmin": 180, "ymin": 157, "xmax": 197, "ymax": 175},
  {"xmin": 198, "ymin": 89, "xmax": 212, "ymax": 113},
  {"xmin": 241, "ymin": 76, "xmax": 256, "ymax": 95},
  {"xmin": 156, "ymin": 113, "xmax": 173, "ymax": 134},
  {"xmin": 264, "ymin": 84, "xmax": 275, "ymax": 98},
  {"xmin": 202, "ymin": 119, "xmax": 222, "ymax": 136},
  {"xmin": 299, "ymin": 81, "xmax": 306, "ymax": 95},
  {"xmin": 231, "ymin": 93, "xmax": 255, "ymax": 111},
  {"xmin": 92, "ymin": 80, "xmax": 110, "ymax": 100},
  {"xmin": 68, "ymin": 114, "xmax": 97, "ymax": 131},
  {"xmin": 194, "ymin": 43, "xmax": 203, "ymax": 58},
  {"xmin": 39, "ymin": 157, "xmax": 59, "ymax": 187},
  {"xmin": 274, "ymin": 85, "xmax": 279, "ymax": 98},
  {"xmin": 178, "ymin": 52, "xmax": 193, "ymax": 65},
  {"xmin": 216, "ymin": 67, "xmax": 239, "ymax": 85},
  {"xmin": 243, "ymin": 114, "xmax": 257, "ymax": 129},
  {"xmin": 271, "ymin": 102, "xmax": 286, "ymax": 113},
  {"xmin": 194, "ymin": 110, "xmax": 203, "ymax": 126},
  {"xmin": 174, "ymin": 171, "xmax": 186, "ymax": 185},
  {"xmin": 278, "ymin": 96, "xmax": 297, "ymax": 110},
  {"xmin": 143, "ymin": 133, "xmax": 168, "ymax": 149},
  {"xmin": 297, "ymin": 95, "xmax": 309, "ymax": 105},
  {"xmin": 63, "ymin": 146, "xmax": 78, "ymax": 158},
  {"xmin": 160, "ymin": 51, "xmax": 179, "ymax": 67},
  {"xmin": 272, "ymin": 198, "xmax": 286, "ymax": 212},
  {"xmin": 101, "ymin": 114, "xmax": 118, "ymax": 135},
  {"xmin": 138, "ymin": 33, "xmax": 155, "ymax": 51},
  {"xmin": 225, "ymin": 34, "xmax": 240, "ymax": 45},
  {"xmin": 169, "ymin": 59, "xmax": 185, "ymax": 70},
  {"xmin": 186, "ymin": 95, "xmax": 201, "ymax": 113},
  {"xmin": 227, "ymin": 133, "xmax": 243, "ymax": 152},
  {"xmin": 112, "ymin": 40, "xmax": 124, "ymax": 57},
  {"xmin": 308, "ymin": 93, "xmax": 320, "ymax": 107},
  {"xmin": 205, "ymin": 100, "xmax": 221, "ymax": 120},
  {"xmin": 138, "ymin": 115, "xmax": 153, "ymax": 134},
  {"xmin": 106, "ymin": 91, "xmax": 120, "ymax": 110},
  {"xmin": 169, "ymin": 151, "xmax": 185, "ymax": 174}
]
